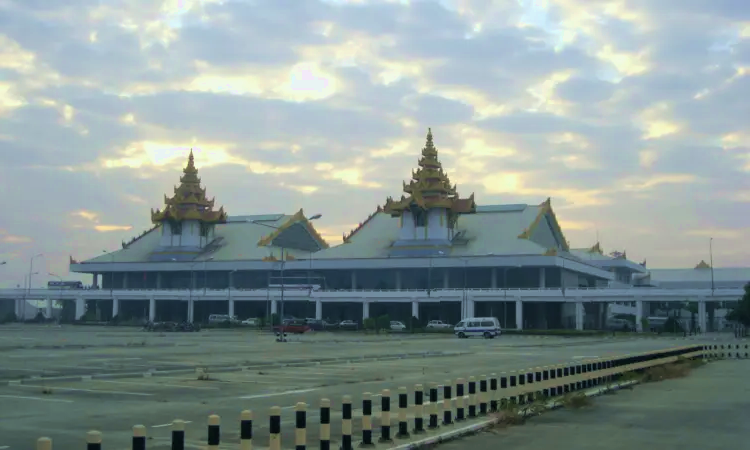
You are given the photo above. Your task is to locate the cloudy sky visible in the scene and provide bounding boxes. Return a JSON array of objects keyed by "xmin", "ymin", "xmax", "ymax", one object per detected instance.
[{"xmin": 0, "ymin": 0, "xmax": 748, "ymax": 287}]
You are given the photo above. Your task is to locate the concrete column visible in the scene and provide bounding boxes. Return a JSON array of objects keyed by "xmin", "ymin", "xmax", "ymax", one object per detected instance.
[
  {"xmin": 411, "ymin": 300, "xmax": 419, "ymax": 319},
  {"xmin": 635, "ymin": 300, "xmax": 643, "ymax": 332},
  {"xmin": 442, "ymin": 270, "xmax": 449, "ymax": 289},
  {"xmin": 93, "ymin": 273, "xmax": 99, "ymax": 288},
  {"xmin": 45, "ymin": 298, "xmax": 53, "ymax": 318},
  {"xmin": 490, "ymin": 268, "xmax": 497, "ymax": 289},
  {"xmin": 149, "ymin": 297, "xmax": 156, "ymax": 321},
  {"xmin": 698, "ymin": 300, "xmax": 706, "ymax": 333},
  {"xmin": 515, "ymin": 299, "xmax": 523, "ymax": 330},
  {"xmin": 112, "ymin": 297, "xmax": 119, "ymax": 318},
  {"xmin": 156, "ymin": 273, "xmax": 162, "ymax": 289},
  {"xmin": 271, "ymin": 299, "xmax": 278, "ymax": 315},
  {"xmin": 75, "ymin": 297, "xmax": 85, "ymax": 320},
  {"xmin": 363, "ymin": 301, "xmax": 370, "ymax": 320},
  {"xmin": 228, "ymin": 298, "xmax": 235, "ymax": 318},
  {"xmin": 315, "ymin": 299, "xmax": 323, "ymax": 320},
  {"xmin": 395, "ymin": 271, "xmax": 402, "ymax": 290},
  {"xmin": 575, "ymin": 301, "xmax": 584, "ymax": 331},
  {"xmin": 187, "ymin": 298, "xmax": 194, "ymax": 323},
  {"xmin": 15, "ymin": 299, "xmax": 22, "ymax": 318},
  {"xmin": 539, "ymin": 268, "xmax": 546, "ymax": 288},
  {"xmin": 351, "ymin": 271, "xmax": 357, "ymax": 289},
  {"xmin": 466, "ymin": 299, "xmax": 475, "ymax": 318},
  {"xmin": 122, "ymin": 273, "xmax": 128, "ymax": 289}
]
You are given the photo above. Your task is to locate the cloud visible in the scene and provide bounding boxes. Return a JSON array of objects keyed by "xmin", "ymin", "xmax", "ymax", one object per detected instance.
[{"xmin": 0, "ymin": 0, "xmax": 749, "ymax": 288}]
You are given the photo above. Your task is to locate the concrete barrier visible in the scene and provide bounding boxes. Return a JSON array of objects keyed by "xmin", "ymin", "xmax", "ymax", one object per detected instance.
[{"xmin": 30, "ymin": 344, "xmax": 710, "ymax": 449}]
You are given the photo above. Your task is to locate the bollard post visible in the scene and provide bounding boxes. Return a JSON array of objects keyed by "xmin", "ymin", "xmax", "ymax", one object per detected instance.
[
  {"xmin": 295, "ymin": 402, "xmax": 307, "ymax": 450},
  {"xmin": 467, "ymin": 376, "xmax": 477, "ymax": 418},
  {"xmin": 455, "ymin": 378, "xmax": 465, "ymax": 421},
  {"xmin": 413, "ymin": 384, "xmax": 425, "ymax": 434},
  {"xmin": 489, "ymin": 374, "xmax": 498, "ymax": 412},
  {"xmin": 319, "ymin": 399, "xmax": 331, "ymax": 450},
  {"xmin": 341, "ymin": 395, "xmax": 353, "ymax": 450},
  {"xmin": 428, "ymin": 383, "xmax": 439, "ymax": 429},
  {"xmin": 361, "ymin": 392, "xmax": 374, "ymax": 447},
  {"xmin": 171, "ymin": 420, "xmax": 185, "ymax": 450},
  {"xmin": 86, "ymin": 431, "xmax": 102, "ymax": 450},
  {"xmin": 37, "ymin": 437, "xmax": 52, "ymax": 450},
  {"xmin": 442, "ymin": 381, "xmax": 453, "ymax": 425},
  {"xmin": 479, "ymin": 375, "xmax": 488, "ymax": 415},
  {"xmin": 269, "ymin": 406, "xmax": 282, "ymax": 450},
  {"xmin": 379, "ymin": 389, "xmax": 392, "ymax": 443},
  {"xmin": 133, "ymin": 425, "xmax": 147, "ymax": 450},
  {"xmin": 396, "ymin": 386, "xmax": 410, "ymax": 438},
  {"xmin": 207, "ymin": 415, "xmax": 220, "ymax": 450},
  {"xmin": 240, "ymin": 410, "xmax": 253, "ymax": 450}
]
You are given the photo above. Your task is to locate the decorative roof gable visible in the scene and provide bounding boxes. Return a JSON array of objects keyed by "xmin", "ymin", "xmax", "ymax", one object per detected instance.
[{"xmin": 517, "ymin": 198, "xmax": 570, "ymax": 251}]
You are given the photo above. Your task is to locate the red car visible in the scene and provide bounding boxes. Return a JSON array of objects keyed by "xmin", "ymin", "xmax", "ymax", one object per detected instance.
[{"xmin": 273, "ymin": 319, "xmax": 310, "ymax": 334}]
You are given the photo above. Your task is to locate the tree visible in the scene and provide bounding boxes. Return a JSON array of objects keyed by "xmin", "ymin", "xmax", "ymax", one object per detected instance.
[{"xmin": 726, "ymin": 282, "xmax": 750, "ymax": 326}]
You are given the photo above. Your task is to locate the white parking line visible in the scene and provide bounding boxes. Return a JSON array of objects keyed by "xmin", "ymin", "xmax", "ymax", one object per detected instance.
[
  {"xmin": 153, "ymin": 421, "xmax": 193, "ymax": 428},
  {"xmin": 13, "ymin": 385, "xmax": 153, "ymax": 396},
  {"xmin": 240, "ymin": 388, "xmax": 318, "ymax": 400},
  {"xmin": 0, "ymin": 394, "xmax": 73, "ymax": 403},
  {"xmin": 0, "ymin": 445, "xmax": 9, "ymax": 449},
  {"xmin": 97, "ymin": 380, "xmax": 220, "ymax": 390}
]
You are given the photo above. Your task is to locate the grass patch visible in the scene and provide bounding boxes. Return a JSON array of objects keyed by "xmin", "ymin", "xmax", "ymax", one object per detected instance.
[
  {"xmin": 41, "ymin": 386, "xmax": 53, "ymax": 395},
  {"xmin": 560, "ymin": 392, "xmax": 592, "ymax": 409},
  {"xmin": 196, "ymin": 367, "xmax": 211, "ymax": 381}
]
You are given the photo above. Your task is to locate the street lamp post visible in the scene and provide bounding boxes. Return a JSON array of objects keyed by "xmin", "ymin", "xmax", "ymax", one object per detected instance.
[
  {"xmin": 228, "ymin": 269, "xmax": 238, "ymax": 317},
  {"xmin": 25, "ymin": 254, "xmax": 43, "ymax": 320}
]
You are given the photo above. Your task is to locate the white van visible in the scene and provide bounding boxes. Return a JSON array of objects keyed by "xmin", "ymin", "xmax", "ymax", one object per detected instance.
[{"xmin": 454, "ymin": 317, "xmax": 501, "ymax": 339}]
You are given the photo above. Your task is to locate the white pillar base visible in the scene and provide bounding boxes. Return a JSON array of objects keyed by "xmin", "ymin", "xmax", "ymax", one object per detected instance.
[
  {"xmin": 315, "ymin": 300, "xmax": 323, "ymax": 320},
  {"xmin": 575, "ymin": 301, "xmax": 584, "ymax": 331},
  {"xmin": 75, "ymin": 298, "xmax": 86, "ymax": 320},
  {"xmin": 515, "ymin": 299, "xmax": 523, "ymax": 330},
  {"xmin": 112, "ymin": 298, "xmax": 119, "ymax": 318},
  {"xmin": 46, "ymin": 298, "xmax": 53, "ymax": 319},
  {"xmin": 228, "ymin": 299, "xmax": 235, "ymax": 318},
  {"xmin": 149, "ymin": 298, "xmax": 156, "ymax": 322}
]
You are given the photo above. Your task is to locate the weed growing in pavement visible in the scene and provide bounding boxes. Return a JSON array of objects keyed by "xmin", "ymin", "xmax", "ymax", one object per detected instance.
[
  {"xmin": 560, "ymin": 392, "xmax": 592, "ymax": 409},
  {"xmin": 196, "ymin": 367, "xmax": 210, "ymax": 381},
  {"xmin": 41, "ymin": 385, "xmax": 53, "ymax": 395}
]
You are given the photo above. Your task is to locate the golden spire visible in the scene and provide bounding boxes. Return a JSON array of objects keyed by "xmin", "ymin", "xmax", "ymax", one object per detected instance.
[
  {"xmin": 151, "ymin": 150, "xmax": 227, "ymax": 224},
  {"xmin": 384, "ymin": 128, "xmax": 475, "ymax": 216}
]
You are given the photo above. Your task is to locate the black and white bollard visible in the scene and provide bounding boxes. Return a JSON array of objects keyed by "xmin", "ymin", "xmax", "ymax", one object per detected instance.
[
  {"xmin": 490, "ymin": 374, "xmax": 498, "ymax": 412},
  {"xmin": 172, "ymin": 420, "xmax": 185, "ymax": 450},
  {"xmin": 295, "ymin": 402, "xmax": 306, "ymax": 450},
  {"xmin": 341, "ymin": 395, "xmax": 353, "ymax": 450},
  {"xmin": 455, "ymin": 378, "xmax": 465, "ymax": 421},
  {"xmin": 428, "ymin": 383, "xmax": 439, "ymax": 429},
  {"xmin": 361, "ymin": 392, "xmax": 374, "ymax": 447},
  {"xmin": 86, "ymin": 431, "xmax": 102, "ymax": 450},
  {"xmin": 397, "ymin": 386, "xmax": 410, "ymax": 438},
  {"xmin": 269, "ymin": 406, "xmax": 281, "ymax": 450},
  {"xmin": 442, "ymin": 381, "xmax": 453, "ymax": 425},
  {"xmin": 240, "ymin": 410, "xmax": 252, "ymax": 450},
  {"xmin": 319, "ymin": 399, "xmax": 331, "ymax": 450},
  {"xmin": 379, "ymin": 389, "xmax": 392, "ymax": 443},
  {"xmin": 132, "ymin": 425, "xmax": 146, "ymax": 450},
  {"xmin": 207, "ymin": 415, "xmax": 220, "ymax": 450},
  {"xmin": 479, "ymin": 375, "xmax": 488, "ymax": 415},
  {"xmin": 468, "ymin": 376, "xmax": 477, "ymax": 418},
  {"xmin": 413, "ymin": 384, "xmax": 425, "ymax": 434}
]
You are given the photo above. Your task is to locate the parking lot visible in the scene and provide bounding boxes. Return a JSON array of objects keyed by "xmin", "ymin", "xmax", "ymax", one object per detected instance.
[{"xmin": 0, "ymin": 325, "xmax": 713, "ymax": 449}]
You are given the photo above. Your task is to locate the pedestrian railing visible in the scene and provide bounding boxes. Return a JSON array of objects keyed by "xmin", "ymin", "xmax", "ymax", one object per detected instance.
[{"xmin": 34, "ymin": 344, "xmax": 710, "ymax": 449}]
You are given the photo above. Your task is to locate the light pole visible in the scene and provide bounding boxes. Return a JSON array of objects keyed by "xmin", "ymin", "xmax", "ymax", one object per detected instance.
[
  {"xmin": 25, "ymin": 253, "xmax": 43, "ymax": 320},
  {"xmin": 228, "ymin": 269, "xmax": 238, "ymax": 317},
  {"xmin": 188, "ymin": 260, "xmax": 201, "ymax": 323}
]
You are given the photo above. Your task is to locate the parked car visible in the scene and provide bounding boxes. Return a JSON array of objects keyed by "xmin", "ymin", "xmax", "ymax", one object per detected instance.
[
  {"xmin": 339, "ymin": 320, "xmax": 359, "ymax": 330},
  {"xmin": 305, "ymin": 319, "xmax": 326, "ymax": 331},
  {"xmin": 241, "ymin": 318, "xmax": 259, "ymax": 326},
  {"xmin": 273, "ymin": 319, "xmax": 311, "ymax": 334},
  {"xmin": 390, "ymin": 321, "xmax": 406, "ymax": 331},
  {"xmin": 453, "ymin": 317, "xmax": 501, "ymax": 339},
  {"xmin": 208, "ymin": 314, "xmax": 240, "ymax": 325},
  {"xmin": 323, "ymin": 320, "xmax": 339, "ymax": 330},
  {"xmin": 426, "ymin": 320, "xmax": 451, "ymax": 329}
]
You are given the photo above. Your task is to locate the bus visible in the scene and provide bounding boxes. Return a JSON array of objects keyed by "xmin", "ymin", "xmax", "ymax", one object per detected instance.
[{"xmin": 47, "ymin": 281, "xmax": 84, "ymax": 290}]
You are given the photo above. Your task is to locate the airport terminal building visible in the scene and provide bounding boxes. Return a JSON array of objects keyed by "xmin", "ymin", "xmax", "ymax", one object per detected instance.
[{"xmin": 2, "ymin": 130, "xmax": 746, "ymax": 330}]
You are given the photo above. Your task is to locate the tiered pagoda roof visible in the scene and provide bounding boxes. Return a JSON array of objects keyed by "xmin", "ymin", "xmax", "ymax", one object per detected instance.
[
  {"xmin": 383, "ymin": 128, "xmax": 476, "ymax": 216},
  {"xmin": 151, "ymin": 150, "xmax": 228, "ymax": 224}
]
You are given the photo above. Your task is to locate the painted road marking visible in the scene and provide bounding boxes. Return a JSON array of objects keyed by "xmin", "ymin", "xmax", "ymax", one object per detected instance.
[
  {"xmin": 240, "ymin": 388, "xmax": 318, "ymax": 400},
  {"xmin": 152, "ymin": 421, "xmax": 193, "ymax": 428},
  {"xmin": 0, "ymin": 394, "xmax": 73, "ymax": 403},
  {"xmin": 96, "ymin": 380, "xmax": 220, "ymax": 390},
  {"xmin": 14, "ymin": 385, "xmax": 154, "ymax": 396},
  {"xmin": 572, "ymin": 356, "xmax": 599, "ymax": 359}
]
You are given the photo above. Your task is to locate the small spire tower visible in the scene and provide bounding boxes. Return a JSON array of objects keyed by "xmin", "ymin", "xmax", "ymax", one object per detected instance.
[
  {"xmin": 151, "ymin": 150, "xmax": 227, "ymax": 249},
  {"xmin": 384, "ymin": 128, "xmax": 475, "ymax": 241}
]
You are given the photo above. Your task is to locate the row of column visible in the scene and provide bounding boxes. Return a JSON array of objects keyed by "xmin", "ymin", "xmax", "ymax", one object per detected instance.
[{"xmin": 14, "ymin": 297, "xmax": 710, "ymax": 332}]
